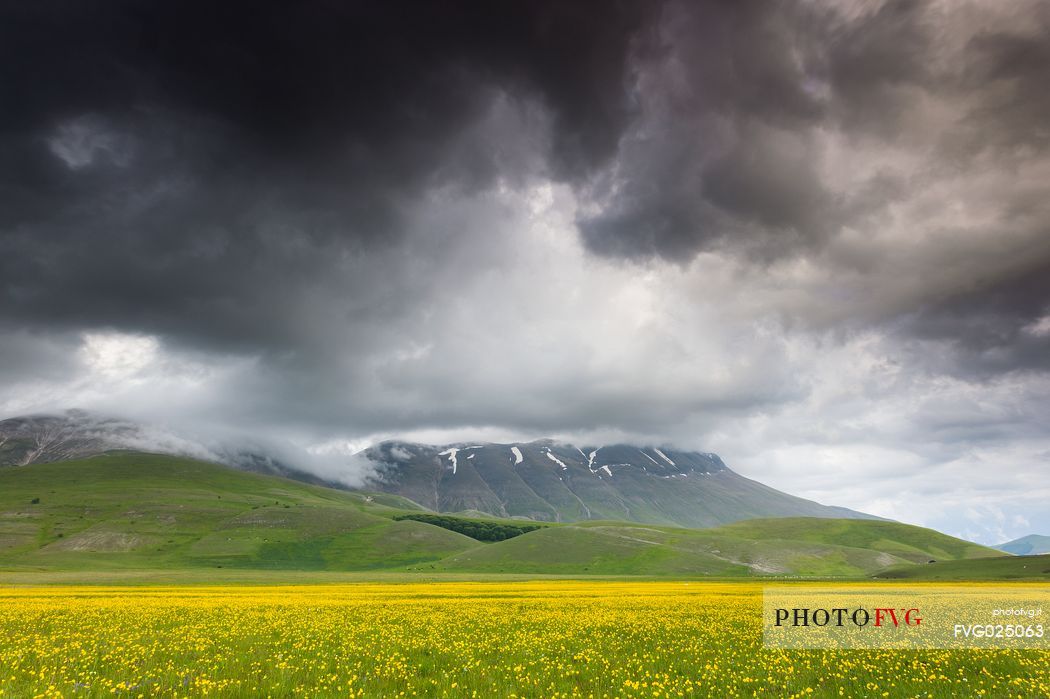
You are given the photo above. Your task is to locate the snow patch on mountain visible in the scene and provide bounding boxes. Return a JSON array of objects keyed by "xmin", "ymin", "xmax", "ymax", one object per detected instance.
[
  {"xmin": 438, "ymin": 447, "xmax": 459, "ymax": 474},
  {"xmin": 654, "ymin": 448, "xmax": 676, "ymax": 466},
  {"xmin": 545, "ymin": 450, "xmax": 568, "ymax": 470}
]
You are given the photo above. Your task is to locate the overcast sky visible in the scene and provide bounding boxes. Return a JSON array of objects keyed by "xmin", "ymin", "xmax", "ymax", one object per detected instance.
[{"xmin": 2, "ymin": 0, "xmax": 1049, "ymax": 544}]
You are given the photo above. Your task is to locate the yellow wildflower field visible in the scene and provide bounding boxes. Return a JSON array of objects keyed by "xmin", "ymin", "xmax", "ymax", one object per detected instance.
[{"xmin": 0, "ymin": 581, "xmax": 1047, "ymax": 698}]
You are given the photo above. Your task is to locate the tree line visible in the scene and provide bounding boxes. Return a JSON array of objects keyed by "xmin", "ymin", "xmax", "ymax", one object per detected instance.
[{"xmin": 393, "ymin": 513, "xmax": 547, "ymax": 542}]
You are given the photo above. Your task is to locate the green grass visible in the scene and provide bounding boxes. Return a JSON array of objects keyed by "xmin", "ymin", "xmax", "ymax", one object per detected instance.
[
  {"xmin": 875, "ymin": 553, "xmax": 1050, "ymax": 580},
  {"xmin": 428, "ymin": 524, "xmax": 750, "ymax": 575},
  {"xmin": 428, "ymin": 517, "xmax": 1004, "ymax": 577},
  {"xmin": 714, "ymin": 517, "xmax": 997, "ymax": 561},
  {"xmin": 0, "ymin": 452, "xmax": 475, "ymax": 572},
  {"xmin": 0, "ymin": 452, "xmax": 1011, "ymax": 580}
]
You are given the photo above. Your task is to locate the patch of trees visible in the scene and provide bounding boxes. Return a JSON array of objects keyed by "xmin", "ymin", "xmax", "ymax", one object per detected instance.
[{"xmin": 393, "ymin": 514, "xmax": 546, "ymax": 542}]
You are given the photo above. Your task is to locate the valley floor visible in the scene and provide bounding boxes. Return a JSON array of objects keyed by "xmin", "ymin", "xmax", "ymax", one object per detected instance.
[{"xmin": 1, "ymin": 580, "xmax": 1047, "ymax": 698}]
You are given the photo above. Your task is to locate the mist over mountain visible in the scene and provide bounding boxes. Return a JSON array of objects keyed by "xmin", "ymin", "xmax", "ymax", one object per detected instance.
[
  {"xmin": 360, "ymin": 440, "xmax": 875, "ymax": 527},
  {"xmin": 0, "ymin": 411, "xmax": 874, "ymax": 528},
  {"xmin": 0, "ymin": 411, "xmax": 367, "ymax": 488}
]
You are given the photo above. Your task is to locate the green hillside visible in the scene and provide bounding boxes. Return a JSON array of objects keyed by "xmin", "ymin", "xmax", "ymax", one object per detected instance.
[
  {"xmin": 713, "ymin": 517, "xmax": 997, "ymax": 563},
  {"xmin": 426, "ymin": 517, "xmax": 1003, "ymax": 577},
  {"xmin": 0, "ymin": 452, "xmax": 475, "ymax": 571},
  {"xmin": 0, "ymin": 452, "xmax": 1004, "ymax": 579},
  {"xmin": 875, "ymin": 554, "xmax": 1050, "ymax": 580},
  {"xmin": 426, "ymin": 524, "xmax": 751, "ymax": 576}
]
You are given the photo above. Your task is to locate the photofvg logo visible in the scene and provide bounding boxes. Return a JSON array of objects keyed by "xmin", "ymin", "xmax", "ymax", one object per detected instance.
[
  {"xmin": 774, "ymin": 606, "xmax": 922, "ymax": 628},
  {"xmin": 763, "ymin": 586, "xmax": 1050, "ymax": 649}
]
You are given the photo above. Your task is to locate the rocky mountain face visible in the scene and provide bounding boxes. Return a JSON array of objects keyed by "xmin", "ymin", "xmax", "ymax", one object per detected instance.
[
  {"xmin": 0, "ymin": 412, "xmax": 135, "ymax": 466},
  {"xmin": 361, "ymin": 440, "xmax": 877, "ymax": 528}
]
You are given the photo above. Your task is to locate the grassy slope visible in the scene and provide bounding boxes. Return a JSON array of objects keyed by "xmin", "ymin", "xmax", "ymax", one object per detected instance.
[
  {"xmin": 0, "ymin": 452, "xmax": 1009, "ymax": 579},
  {"xmin": 424, "ymin": 525, "xmax": 752, "ymax": 576},
  {"xmin": 713, "ymin": 517, "xmax": 998, "ymax": 562},
  {"xmin": 428, "ymin": 517, "xmax": 1004, "ymax": 577},
  {"xmin": 875, "ymin": 553, "xmax": 1050, "ymax": 580},
  {"xmin": 0, "ymin": 452, "xmax": 478, "ymax": 571}
]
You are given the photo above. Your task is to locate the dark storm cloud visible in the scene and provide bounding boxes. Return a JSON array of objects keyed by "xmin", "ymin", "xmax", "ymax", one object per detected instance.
[
  {"xmin": 0, "ymin": 0, "xmax": 655, "ymax": 353},
  {"xmin": 577, "ymin": 0, "xmax": 949, "ymax": 260},
  {"xmin": 578, "ymin": 0, "xmax": 1050, "ymax": 382},
  {"xmin": 1, "ymin": 0, "xmax": 1049, "ymax": 444},
  {"xmin": 901, "ymin": 259, "xmax": 1050, "ymax": 377},
  {"xmin": 961, "ymin": 22, "xmax": 1050, "ymax": 150},
  {"xmin": 0, "ymin": 1, "xmax": 650, "ymax": 170},
  {"xmin": 5, "ymin": 1, "xmax": 1048, "ymax": 357}
]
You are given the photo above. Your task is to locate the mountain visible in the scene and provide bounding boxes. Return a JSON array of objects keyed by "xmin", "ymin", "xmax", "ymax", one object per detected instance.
[
  {"xmin": 2, "ymin": 412, "xmax": 878, "ymax": 528},
  {"xmin": 0, "ymin": 411, "xmax": 140, "ymax": 466},
  {"xmin": 994, "ymin": 534, "xmax": 1050, "ymax": 556},
  {"xmin": 0, "ymin": 452, "xmax": 998, "ymax": 578},
  {"xmin": 0, "ymin": 411, "xmax": 343, "ymax": 488},
  {"xmin": 360, "ymin": 440, "xmax": 877, "ymax": 528}
]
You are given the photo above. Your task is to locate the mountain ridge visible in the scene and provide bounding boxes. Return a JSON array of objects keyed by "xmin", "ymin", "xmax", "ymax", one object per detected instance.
[
  {"xmin": 0, "ymin": 452, "xmax": 997, "ymax": 578},
  {"xmin": 994, "ymin": 534, "xmax": 1050, "ymax": 556},
  {"xmin": 360, "ymin": 439, "xmax": 878, "ymax": 528},
  {"xmin": 1, "ymin": 412, "xmax": 879, "ymax": 529},
  {"xmin": 0, "ymin": 411, "xmax": 349, "ymax": 488}
]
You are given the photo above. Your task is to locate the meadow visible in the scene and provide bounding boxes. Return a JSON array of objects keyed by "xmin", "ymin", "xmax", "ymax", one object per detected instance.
[{"xmin": 1, "ymin": 581, "xmax": 1048, "ymax": 698}]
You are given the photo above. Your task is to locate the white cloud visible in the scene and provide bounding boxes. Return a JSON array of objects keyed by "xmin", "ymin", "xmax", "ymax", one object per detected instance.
[
  {"xmin": 81, "ymin": 332, "xmax": 160, "ymax": 379},
  {"xmin": 48, "ymin": 116, "xmax": 134, "ymax": 170}
]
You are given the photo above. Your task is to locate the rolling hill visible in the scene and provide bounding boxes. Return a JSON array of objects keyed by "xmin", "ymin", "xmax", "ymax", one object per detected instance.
[
  {"xmin": 0, "ymin": 452, "xmax": 473, "ymax": 572},
  {"xmin": 425, "ymin": 517, "xmax": 1001, "ymax": 577},
  {"xmin": 0, "ymin": 451, "xmax": 1002, "ymax": 578}
]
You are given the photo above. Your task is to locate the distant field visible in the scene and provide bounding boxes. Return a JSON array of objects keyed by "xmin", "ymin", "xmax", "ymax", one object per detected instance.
[
  {"xmin": 1, "ymin": 581, "xmax": 1047, "ymax": 698},
  {"xmin": 0, "ymin": 569, "xmax": 675, "ymax": 586},
  {"xmin": 876, "ymin": 553, "xmax": 1050, "ymax": 581}
]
